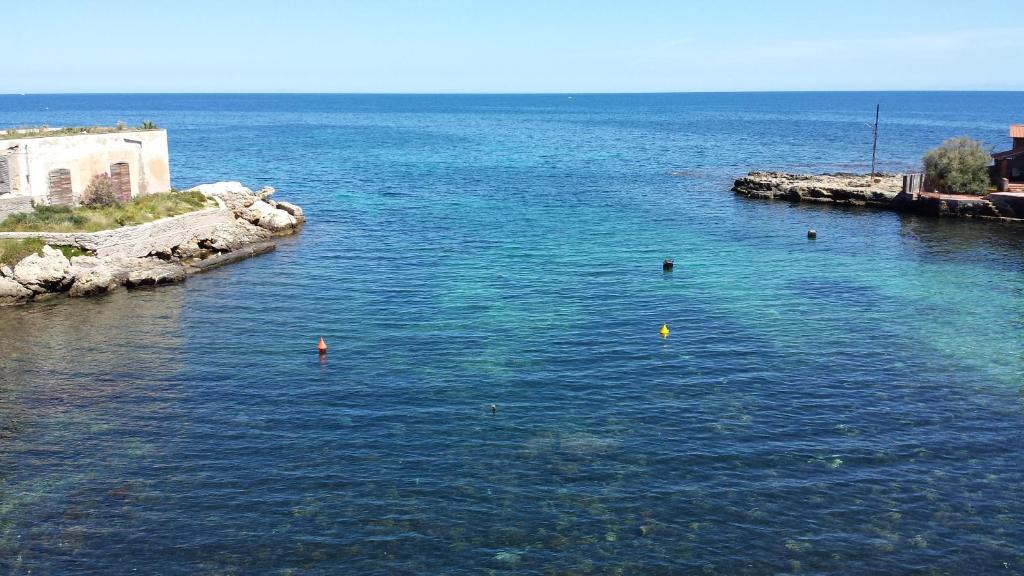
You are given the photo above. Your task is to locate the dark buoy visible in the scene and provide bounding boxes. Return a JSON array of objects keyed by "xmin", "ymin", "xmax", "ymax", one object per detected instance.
[
  {"xmin": 662, "ymin": 259, "xmax": 674, "ymax": 272},
  {"xmin": 807, "ymin": 229, "xmax": 817, "ymax": 240},
  {"xmin": 490, "ymin": 404, "xmax": 497, "ymax": 415}
]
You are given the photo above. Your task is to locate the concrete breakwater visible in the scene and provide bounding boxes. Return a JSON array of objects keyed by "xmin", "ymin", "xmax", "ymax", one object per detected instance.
[
  {"xmin": 0, "ymin": 182, "xmax": 304, "ymax": 306},
  {"xmin": 732, "ymin": 172, "xmax": 1024, "ymax": 222}
]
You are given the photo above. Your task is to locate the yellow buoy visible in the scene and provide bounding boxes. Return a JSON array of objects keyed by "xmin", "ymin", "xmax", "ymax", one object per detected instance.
[{"xmin": 659, "ymin": 324, "xmax": 670, "ymax": 337}]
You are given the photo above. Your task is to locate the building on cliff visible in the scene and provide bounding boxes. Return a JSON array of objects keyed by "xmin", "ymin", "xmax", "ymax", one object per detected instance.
[
  {"xmin": 0, "ymin": 127, "xmax": 171, "ymax": 218},
  {"xmin": 992, "ymin": 124, "xmax": 1024, "ymax": 191}
]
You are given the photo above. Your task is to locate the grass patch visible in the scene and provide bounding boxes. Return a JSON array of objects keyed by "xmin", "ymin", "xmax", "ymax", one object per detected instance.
[
  {"xmin": 0, "ymin": 238, "xmax": 45, "ymax": 267},
  {"xmin": 0, "ymin": 191, "xmax": 214, "ymax": 233},
  {"xmin": 0, "ymin": 239, "xmax": 89, "ymax": 267}
]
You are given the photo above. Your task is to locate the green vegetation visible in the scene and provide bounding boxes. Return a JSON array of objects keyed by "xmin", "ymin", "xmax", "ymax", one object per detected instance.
[
  {"xmin": 0, "ymin": 238, "xmax": 45, "ymax": 266},
  {"xmin": 923, "ymin": 137, "xmax": 992, "ymax": 195},
  {"xmin": 1, "ymin": 122, "xmax": 160, "ymax": 140},
  {"xmin": 0, "ymin": 191, "xmax": 213, "ymax": 233},
  {"xmin": 0, "ymin": 239, "xmax": 86, "ymax": 267}
]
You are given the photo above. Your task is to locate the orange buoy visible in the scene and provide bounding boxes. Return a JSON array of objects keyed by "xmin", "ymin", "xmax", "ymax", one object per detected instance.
[{"xmin": 317, "ymin": 337, "xmax": 328, "ymax": 355}]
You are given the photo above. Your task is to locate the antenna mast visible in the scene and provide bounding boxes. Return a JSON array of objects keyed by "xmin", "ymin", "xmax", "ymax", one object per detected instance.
[{"xmin": 870, "ymin": 104, "xmax": 879, "ymax": 181}]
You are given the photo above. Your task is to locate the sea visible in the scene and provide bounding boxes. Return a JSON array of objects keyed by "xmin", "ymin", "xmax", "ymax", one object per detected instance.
[{"xmin": 0, "ymin": 92, "xmax": 1022, "ymax": 575}]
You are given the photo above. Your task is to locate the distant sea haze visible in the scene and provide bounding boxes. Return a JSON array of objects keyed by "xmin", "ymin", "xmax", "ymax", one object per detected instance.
[{"xmin": 0, "ymin": 92, "xmax": 1022, "ymax": 575}]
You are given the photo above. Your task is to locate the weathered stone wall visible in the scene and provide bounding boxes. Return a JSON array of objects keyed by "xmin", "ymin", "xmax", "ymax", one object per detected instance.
[
  {"xmin": 0, "ymin": 130, "xmax": 170, "ymax": 205},
  {"xmin": 0, "ymin": 195, "xmax": 34, "ymax": 221},
  {"xmin": 0, "ymin": 203, "xmax": 233, "ymax": 258}
]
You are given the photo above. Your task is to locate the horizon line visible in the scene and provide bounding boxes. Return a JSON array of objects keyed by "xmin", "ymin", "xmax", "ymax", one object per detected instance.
[{"xmin": 3, "ymin": 89, "xmax": 1024, "ymax": 97}]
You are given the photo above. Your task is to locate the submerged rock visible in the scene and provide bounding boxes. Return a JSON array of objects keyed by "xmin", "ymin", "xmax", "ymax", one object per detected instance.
[
  {"xmin": 493, "ymin": 551, "xmax": 521, "ymax": 565},
  {"xmin": 125, "ymin": 260, "xmax": 187, "ymax": 288}
]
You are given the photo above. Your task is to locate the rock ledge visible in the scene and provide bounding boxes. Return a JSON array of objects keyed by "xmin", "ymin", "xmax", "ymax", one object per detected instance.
[{"xmin": 0, "ymin": 182, "xmax": 304, "ymax": 306}]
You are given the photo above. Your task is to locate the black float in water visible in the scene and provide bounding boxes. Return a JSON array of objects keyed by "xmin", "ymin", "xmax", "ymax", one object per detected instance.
[
  {"xmin": 663, "ymin": 259, "xmax": 674, "ymax": 272},
  {"xmin": 490, "ymin": 404, "xmax": 497, "ymax": 416},
  {"xmin": 807, "ymin": 229, "xmax": 817, "ymax": 240}
]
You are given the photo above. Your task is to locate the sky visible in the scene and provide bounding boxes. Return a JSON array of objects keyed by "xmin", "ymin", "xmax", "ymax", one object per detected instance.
[{"xmin": 3, "ymin": 0, "xmax": 1021, "ymax": 93}]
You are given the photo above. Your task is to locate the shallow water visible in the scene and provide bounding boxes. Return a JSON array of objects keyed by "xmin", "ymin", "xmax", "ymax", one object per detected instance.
[{"xmin": 1, "ymin": 93, "xmax": 1023, "ymax": 575}]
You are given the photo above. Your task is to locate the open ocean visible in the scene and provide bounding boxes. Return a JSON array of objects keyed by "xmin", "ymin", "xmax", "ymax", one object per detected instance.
[{"xmin": 0, "ymin": 93, "xmax": 1022, "ymax": 575}]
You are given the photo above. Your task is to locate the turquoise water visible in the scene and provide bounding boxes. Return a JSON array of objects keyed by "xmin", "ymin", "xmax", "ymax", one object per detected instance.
[{"xmin": 0, "ymin": 93, "xmax": 1022, "ymax": 575}]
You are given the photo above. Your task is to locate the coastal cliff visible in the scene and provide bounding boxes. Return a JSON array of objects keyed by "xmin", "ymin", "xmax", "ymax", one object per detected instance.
[
  {"xmin": 0, "ymin": 182, "xmax": 304, "ymax": 306},
  {"xmin": 732, "ymin": 172, "xmax": 1024, "ymax": 221}
]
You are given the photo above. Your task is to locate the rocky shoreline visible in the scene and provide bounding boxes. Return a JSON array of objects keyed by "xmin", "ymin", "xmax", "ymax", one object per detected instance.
[
  {"xmin": 732, "ymin": 172, "xmax": 1024, "ymax": 221},
  {"xmin": 732, "ymin": 172, "xmax": 902, "ymax": 206},
  {"xmin": 0, "ymin": 182, "xmax": 304, "ymax": 306}
]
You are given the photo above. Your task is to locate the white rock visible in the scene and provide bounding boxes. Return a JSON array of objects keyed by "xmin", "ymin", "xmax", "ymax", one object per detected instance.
[
  {"xmin": 190, "ymin": 181, "xmax": 258, "ymax": 211},
  {"xmin": 125, "ymin": 259, "xmax": 186, "ymax": 288},
  {"xmin": 0, "ymin": 277, "xmax": 32, "ymax": 306},
  {"xmin": 260, "ymin": 210, "xmax": 297, "ymax": 231},
  {"xmin": 249, "ymin": 200, "xmax": 297, "ymax": 232},
  {"xmin": 276, "ymin": 201, "xmax": 305, "ymax": 223},
  {"xmin": 13, "ymin": 246, "xmax": 73, "ymax": 293},
  {"xmin": 68, "ymin": 256, "xmax": 121, "ymax": 297},
  {"xmin": 201, "ymin": 219, "xmax": 273, "ymax": 252}
]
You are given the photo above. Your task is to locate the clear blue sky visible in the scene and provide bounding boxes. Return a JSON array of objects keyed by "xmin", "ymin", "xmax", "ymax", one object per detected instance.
[{"xmin": 5, "ymin": 0, "xmax": 1021, "ymax": 93}]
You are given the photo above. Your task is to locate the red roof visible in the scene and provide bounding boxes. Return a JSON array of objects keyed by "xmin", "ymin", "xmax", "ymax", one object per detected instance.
[{"xmin": 1012, "ymin": 125, "xmax": 1024, "ymax": 138}]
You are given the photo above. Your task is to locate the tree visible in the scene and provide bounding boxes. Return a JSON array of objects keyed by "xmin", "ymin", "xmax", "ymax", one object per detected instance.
[{"xmin": 922, "ymin": 137, "xmax": 991, "ymax": 195}]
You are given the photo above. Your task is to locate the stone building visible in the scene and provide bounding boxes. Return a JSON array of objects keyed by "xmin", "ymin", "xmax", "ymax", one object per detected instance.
[
  {"xmin": 992, "ymin": 124, "xmax": 1024, "ymax": 191},
  {"xmin": 0, "ymin": 128, "xmax": 171, "ymax": 218}
]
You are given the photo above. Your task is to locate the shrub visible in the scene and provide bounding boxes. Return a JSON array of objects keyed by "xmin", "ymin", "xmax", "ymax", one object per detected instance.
[
  {"xmin": 923, "ymin": 137, "xmax": 991, "ymax": 195},
  {"xmin": 83, "ymin": 173, "xmax": 118, "ymax": 206}
]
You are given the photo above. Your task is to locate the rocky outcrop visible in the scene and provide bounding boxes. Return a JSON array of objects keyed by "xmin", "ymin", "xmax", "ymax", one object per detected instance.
[
  {"xmin": 201, "ymin": 218, "xmax": 273, "ymax": 253},
  {"xmin": 732, "ymin": 172, "xmax": 902, "ymax": 206},
  {"xmin": 190, "ymin": 182, "xmax": 302, "ymax": 235},
  {"xmin": 0, "ymin": 277, "xmax": 33, "ymax": 306},
  {"xmin": 126, "ymin": 260, "xmax": 187, "ymax": 288},
  {"xmin": 13, "ymin": 246, "xmax": 74, "ymax": 294},
  {"xmin": 732, "ymin": 172, "xmax": 1024, "ymax": 222},
  {"xmin": 68, "ymin": 255, "xmax": 123, "ymax": 297},
  {"xmin": 276, "ymin": 201, "xmax": 305, "ymax": 223},
  {"xmin": 0, "ymin": 182, "xmax": 305, "ymax": 306}
]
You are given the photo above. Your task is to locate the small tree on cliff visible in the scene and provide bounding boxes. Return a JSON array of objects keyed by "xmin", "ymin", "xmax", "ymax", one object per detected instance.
[{"xmin": 922, "ymin": 137, "xmax": 991, "ymax": 195}]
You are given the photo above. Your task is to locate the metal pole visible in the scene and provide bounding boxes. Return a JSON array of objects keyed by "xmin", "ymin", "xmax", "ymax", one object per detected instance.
[{"xmin": 870, "ymin": 104, "xmax": 879, "ymax": 182}]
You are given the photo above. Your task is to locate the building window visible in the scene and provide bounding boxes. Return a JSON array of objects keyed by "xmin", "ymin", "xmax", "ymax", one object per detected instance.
[
  {"xmin": 0, "ymin": 156, "xmax": 9, "ymax": 196},
  {"xmin": 48, "ymin": 168, "xmax": 73, "ymax": 206},
  {"xmin": 110, "ymin": 162, "xmax": 131, "ymax": 201}
]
